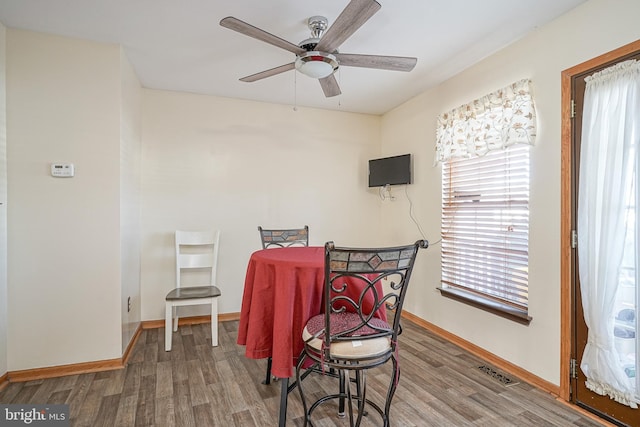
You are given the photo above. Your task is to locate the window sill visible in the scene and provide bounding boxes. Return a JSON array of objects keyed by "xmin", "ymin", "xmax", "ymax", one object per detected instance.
[{"xmin": 437, "ymin": 287, "xmax": 532, "ymax": 325}]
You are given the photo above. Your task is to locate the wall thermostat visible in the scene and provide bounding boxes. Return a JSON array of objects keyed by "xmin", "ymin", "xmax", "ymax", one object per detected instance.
[{"xmin": 51, "ymin": 163, "xmax": 75, "ymax": 177}]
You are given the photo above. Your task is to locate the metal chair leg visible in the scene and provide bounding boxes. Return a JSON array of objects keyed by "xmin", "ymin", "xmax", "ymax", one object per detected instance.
[
  {"xmin": 262, "ymin": 357, "xmax": 273, "ymax": 385},
  {"xmin": 384, "ymin": 355, "xmax": 400, "ymax": 425},
  {"xmin": 338, "ymin": 368, "xmax": 346, "ymax": 418},
  {"xmin": 355, "ymin": 370, "xmax": 367, "ymax": 426},
  {"xmin": 344, "ymin": 369, "xmax": 355, "ymax": 426},
  {"xmin": 278, "ymin": 377, "xmax": 289, "ymax": 427},
  {"xmin": 295, "ymin": 353, "xmax": 310, "ymax": 426}
]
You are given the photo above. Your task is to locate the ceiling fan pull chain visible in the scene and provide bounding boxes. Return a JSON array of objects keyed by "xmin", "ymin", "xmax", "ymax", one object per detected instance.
[
  {"xmin": 293, "ymin": 69, "xmax": 298, "ymax": 112},
  {"xmin": 337, "ymin": 68, "xmax": 342, "ymax": 109}
]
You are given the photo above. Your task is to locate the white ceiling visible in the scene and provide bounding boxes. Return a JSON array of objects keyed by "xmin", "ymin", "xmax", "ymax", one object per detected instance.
[{"xmin": 0, "ymin": 0, "xmax": 586, "ymax": 115}]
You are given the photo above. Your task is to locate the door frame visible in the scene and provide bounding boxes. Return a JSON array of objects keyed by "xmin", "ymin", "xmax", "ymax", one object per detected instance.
[{"xmin": 560, "ymin": 38, "xmax": 640, "ymax": 402}]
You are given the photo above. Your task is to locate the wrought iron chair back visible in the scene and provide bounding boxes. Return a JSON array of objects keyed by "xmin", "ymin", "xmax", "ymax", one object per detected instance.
[
  {"xmin": 321, "ymin": 241, "xmax": 423, "ymax": 360},
  {"xmin": 258, "ymin": 225, "xmax": 309, "ymax": 249}
]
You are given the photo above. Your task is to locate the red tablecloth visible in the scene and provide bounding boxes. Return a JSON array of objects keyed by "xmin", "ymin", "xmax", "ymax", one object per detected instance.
[
  {"xmin": 237, "ymin": 246, "xmax": 386, "ymax": 379},
  {"xmin": 238, "ymin": 247, "xmax": 325, "ymax": 378}
]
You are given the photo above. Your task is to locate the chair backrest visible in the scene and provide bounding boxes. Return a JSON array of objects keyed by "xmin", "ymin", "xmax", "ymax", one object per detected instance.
[
  {"xmin": 175, "ymin": 230, "xmax": 220, "ymax": 288},
  {"xmin": 321, "ymin": 240, "xmax": 428, "ymax": 358},
  {"xmin": 258, "ymin": 225, "xmax": 309, "ymax": 249}
]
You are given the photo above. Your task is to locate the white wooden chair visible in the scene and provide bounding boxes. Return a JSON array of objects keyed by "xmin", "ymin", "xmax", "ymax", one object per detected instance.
[{"xmin": 165, "ymin": 230, "xmax": 222, "ymax": 351}]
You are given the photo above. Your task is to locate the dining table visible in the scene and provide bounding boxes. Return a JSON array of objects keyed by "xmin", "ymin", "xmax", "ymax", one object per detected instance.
[
  {"xmin": 238, "ymin": 246, "xmax": 325, "ymax": 379},
  {"xmin": 237, "ymin": 245, "xmax": 387, "ymax": 426},
  {"xmin": 238, "ymin": 246, "xmax": 325, "ymax": 427}
]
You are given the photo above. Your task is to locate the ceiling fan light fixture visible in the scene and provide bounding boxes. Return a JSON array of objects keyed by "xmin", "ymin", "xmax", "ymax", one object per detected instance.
[
  {"xmin": 295, "ymin": 51, "xmax": 339, "ymax": 79},
  {"xmin": 221, "ymin": 1, "xmax": 416, "ymax": 98}
]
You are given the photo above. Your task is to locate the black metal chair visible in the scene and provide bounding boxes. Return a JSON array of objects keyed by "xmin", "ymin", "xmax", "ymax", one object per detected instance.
[
  {"xmin": 258, "ymin": 225, "xmax": 309, "ymax": 249},
  {"xmin": 295, "ymin": 240, "xmax": 427, "ymax": 426},
  {"xmin": 257, "ymin": 225, "xmax": 310, "ymax": 385}
]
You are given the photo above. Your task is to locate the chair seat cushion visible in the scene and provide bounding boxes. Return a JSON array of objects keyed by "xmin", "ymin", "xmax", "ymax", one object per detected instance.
[
  {"xmin": 166, "ymin": 286, "xmax": 221, "ymax": 300},
  {"xmin": 302, "ymin": 312, "xmax": 391, "ymax": 359}
]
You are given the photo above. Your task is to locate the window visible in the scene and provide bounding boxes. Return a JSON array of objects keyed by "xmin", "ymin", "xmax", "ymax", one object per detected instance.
[{"xmin": 434, "ymin": 79, "xmax": 536, "ymax": 324}]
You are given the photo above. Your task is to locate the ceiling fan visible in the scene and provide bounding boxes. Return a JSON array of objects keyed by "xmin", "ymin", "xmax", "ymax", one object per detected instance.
[{"xmin": 219, "ymin": 0, "xmax": 417, "ymax": 98}]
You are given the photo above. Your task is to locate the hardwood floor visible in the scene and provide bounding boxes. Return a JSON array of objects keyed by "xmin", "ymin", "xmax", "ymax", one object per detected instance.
[{"xmin": 0, "ymin": 319, "xmax": 608, "ymax": 426}]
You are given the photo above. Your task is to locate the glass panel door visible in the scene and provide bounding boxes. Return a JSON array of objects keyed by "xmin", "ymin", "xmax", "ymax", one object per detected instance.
[{"xmin": 614, "ymin": 170, "xmax": 637, "ymax": 393}]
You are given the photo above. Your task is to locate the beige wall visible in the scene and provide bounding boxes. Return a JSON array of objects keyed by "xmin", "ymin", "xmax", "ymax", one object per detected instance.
[
  {"xmin": 381, "ymin": 0, "xmax": 640, "ymax": 385},
  {"xmin": 140, "ymin": 90, "xmax": 383, "ymax": 320},
  {"xmin": 119, "ymin": 50, "xmax": 142, "ymax": 353},
  {"xmin": 0, "ymin": 22, "xmax": 7, "ymax": 377},
  {"xmin": 3, "ymin": 27, "xmax": 382, "ymax": 370},
  {"xmin": 6, "ymin": 30, "xmax": 123, "ymax": 370}
]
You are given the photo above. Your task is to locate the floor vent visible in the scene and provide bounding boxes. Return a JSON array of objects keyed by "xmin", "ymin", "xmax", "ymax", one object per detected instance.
[{"xmin": 477, "ymin": 365, "xmax": 520, "ymax": 387}]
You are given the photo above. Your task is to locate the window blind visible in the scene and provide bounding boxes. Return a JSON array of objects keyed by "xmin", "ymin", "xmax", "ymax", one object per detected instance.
[{"xmin": 441, "ymin": 144, "xmax": 530, "ymax": 309}]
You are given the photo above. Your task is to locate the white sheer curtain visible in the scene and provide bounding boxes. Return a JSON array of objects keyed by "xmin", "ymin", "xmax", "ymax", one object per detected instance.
[{"xmin": 578, "ymin": 59, "xmax": 640, "ymax": 408}]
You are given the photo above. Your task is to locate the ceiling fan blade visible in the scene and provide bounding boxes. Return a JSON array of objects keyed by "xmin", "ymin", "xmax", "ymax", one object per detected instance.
[
  {"xmin": 315, "ymin": 0, "xmax": 381, "ymax": 53},
  {"xmin": 240, "ymin": 63, "xmax": 295, "ymax": 82},
  {"xmin": 335, "ymin": 53, "xmax": 417, "ymax": 72},
  {"xmin": 220, "ymin": 17, "xmax": 305, "ymax": 55},
  {"xmin": 319, "ymin": 74, "xmax": 342, "ymax": 97}
]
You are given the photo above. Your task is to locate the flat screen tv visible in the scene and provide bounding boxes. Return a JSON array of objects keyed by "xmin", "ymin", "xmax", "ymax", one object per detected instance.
[{"xmin": 368, "ymin": 154, "xmax": 411, "ymax": 187}]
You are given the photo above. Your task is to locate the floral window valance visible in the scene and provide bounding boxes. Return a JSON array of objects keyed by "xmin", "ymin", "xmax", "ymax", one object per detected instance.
[{"xmin": 434, "ymin": 79, "xmax": 537, "ymax": 163}]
